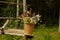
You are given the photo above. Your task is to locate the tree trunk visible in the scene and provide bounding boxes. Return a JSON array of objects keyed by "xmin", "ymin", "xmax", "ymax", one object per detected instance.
[
  {"xmin": 58, "ymin": 11, "xmax": 60, "ymax": 33},
  {"xmin": 58, "ymin": 0, "xmax": 60, "ymax": 33}
]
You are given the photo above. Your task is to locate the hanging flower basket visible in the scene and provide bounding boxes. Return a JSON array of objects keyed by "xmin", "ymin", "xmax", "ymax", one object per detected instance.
[{"xmin": 23, "ymin": 14, "xmax": 41, "ymax": 35}]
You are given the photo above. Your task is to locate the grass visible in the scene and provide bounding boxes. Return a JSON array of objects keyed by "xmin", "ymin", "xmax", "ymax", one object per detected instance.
[
  {"xmin": 0, "ymin": 24, "xmax": 60, "ymax": 40},
  {"xmin": 33, "ymin": 24, "xmax": 60, "ymax": 40}
]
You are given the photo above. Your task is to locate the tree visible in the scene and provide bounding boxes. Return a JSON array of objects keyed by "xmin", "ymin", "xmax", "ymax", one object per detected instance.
[
  {"xmin": 58, "ymin": 0, "xmax": 60, "ymax": 33},
  {"xmin": 58, "ymin": 5, "xmax": 60, "ymax": 32}
]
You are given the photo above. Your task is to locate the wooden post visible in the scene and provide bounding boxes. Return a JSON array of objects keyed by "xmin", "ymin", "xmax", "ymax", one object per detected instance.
[
  {"xmin": 16, "ymin": 0, "xmax": 19, "ymax": 18},
  {"xmin": 23, "ymin": 0, "xmax": 34, "ymax": 40},
  {"xmin": 24, "ymin": 35, "xmax": 33, "ymax": 40},
  {"xmin": 23, "ymin": 0, "xmax": 33, "ymax": 40},
  {"xmin": 15, "ymin": 0, "xmax": 19, "ymax": 28},
  {"xmin": 23, "ymin": 0, "xmax": 27, "ymax": 17}
]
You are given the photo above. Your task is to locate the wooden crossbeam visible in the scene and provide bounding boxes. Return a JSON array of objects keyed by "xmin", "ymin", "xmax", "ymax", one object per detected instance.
[
  {"xmin": 4, "ymin": 29, "xmax": 24, "ymax": 36},
  {"xmin": 0, "ymin": 29, "xmax": 24, "ymax": 36},
  {"xmin": 5, "ymin": 33, "xmax": 24, "ymax": 36},
  {"xmin": 0, "ymin": 17, "xmax": 22, "ymax": 20},
  {"xmin": 0, "ymin": 1, "xmax": 22, "ymax": 5}
]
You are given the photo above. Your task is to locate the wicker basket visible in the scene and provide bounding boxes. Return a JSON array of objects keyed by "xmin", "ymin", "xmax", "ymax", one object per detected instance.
[{"xmin": 24, "ymin": 23, "xmax": 35, "ymax": 35}]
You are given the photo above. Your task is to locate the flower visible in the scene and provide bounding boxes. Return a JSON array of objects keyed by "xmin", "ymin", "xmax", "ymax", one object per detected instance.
[{"xmin": 23, "ymin": 14, "xmax": 41, "ymax": 24}]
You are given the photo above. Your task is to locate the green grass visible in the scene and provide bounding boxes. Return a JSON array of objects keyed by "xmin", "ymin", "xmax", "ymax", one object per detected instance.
[
  {"xmin": 33, "ymin": 25, "xmax": 60, "ymax": 40},
  {"xmin": 0, "ymin": 24, "xmax": 60, "ymax": 40}
]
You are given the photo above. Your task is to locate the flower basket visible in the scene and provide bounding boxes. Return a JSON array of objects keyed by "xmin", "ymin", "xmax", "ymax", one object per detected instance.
[
  {"xmin": 23, "ymin": 14, "xmax": 41, "ymax": 35},
  {"xmin": 24, "ymin": 23, "xmax": 35, "ymax": 35}
]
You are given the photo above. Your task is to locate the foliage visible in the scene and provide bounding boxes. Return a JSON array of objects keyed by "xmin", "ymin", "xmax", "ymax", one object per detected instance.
[
  {"xmin": 0, "ymin": 0, "xmax": 23, "ymax": 17},
  {"xmin": 33, "ymin": 25, "xmax": 59, "ymax": 40}
]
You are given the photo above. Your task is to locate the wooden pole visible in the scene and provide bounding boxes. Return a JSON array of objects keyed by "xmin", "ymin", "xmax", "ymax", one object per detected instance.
[
  {"xmin": 23, "ymin": 0, "xmax": 27, "ymax": 17},
  {"xmin": 23, "ymin": 0, "xmax": 33, "ymax": 40},
  {"xmin": 17, "ymin": 0, "xmax": 19, "ymax": 18},
  {"xmin": 15, "ymin": 0, "xmax": 20, "ymax": 28}
]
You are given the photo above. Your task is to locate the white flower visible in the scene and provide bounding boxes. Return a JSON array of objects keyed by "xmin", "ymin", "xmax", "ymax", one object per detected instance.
[
  {"xmin": 30, "ymin": 20, "xmax": 33, "ymax": 23},
  {"xmin": 30, "ymin": 18, "xmax": 32, "ymax": 20},
  {"xmin": 38, "ymin": 18, "xmax": 40, "ymax": 21},
  {"xmin": 23, "ymin": 14, "xmax": 41, "ymax": 24},
  {"xmin": 36, "ymin": 14, "xmax": 41, "ymax": 18},
  {"xmin": 36, "ymin": 14, "xmax": 39, "ymax": 16},
  {"xmin": 27, "ymin": 11, "xmax": 30, "ymax": 14}
]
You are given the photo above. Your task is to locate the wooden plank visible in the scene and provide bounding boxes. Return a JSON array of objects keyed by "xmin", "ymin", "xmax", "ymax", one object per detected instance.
[
  {"xmin": 0, "ymin": 17, "xmax": 22, "ymax": 20},
  {"xmin": 0, "ymin": 1, "xmax": 22, "ymax": 5},
  {"xmin": 4, "ymin": 29, "xmax": 24, "ymax": 36},
  {"xmin": 5, "ymin": 33, "xmax": 24, "ymax": 36},
  {"xmin": 23, "ymin": 0, "xmax": 27, "ymax": 17}
]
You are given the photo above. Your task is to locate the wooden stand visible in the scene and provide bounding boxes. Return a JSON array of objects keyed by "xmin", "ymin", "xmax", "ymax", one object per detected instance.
[{"xmin": 24, "ymin": 35, "xmax": 33, "ymax": 40}]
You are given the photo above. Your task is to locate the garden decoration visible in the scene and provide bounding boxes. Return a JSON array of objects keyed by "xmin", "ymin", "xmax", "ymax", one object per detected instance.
[
  {"xmin": 0, "ymin": 0, "xmax": 41, "ymax": 40},
  {"xmin": 24, "ymin": 14, "xmax": 41, "ymax": 35},
  {"xmin": 23, "ymin": 10, "xmax": 41, "ymax": 40}
]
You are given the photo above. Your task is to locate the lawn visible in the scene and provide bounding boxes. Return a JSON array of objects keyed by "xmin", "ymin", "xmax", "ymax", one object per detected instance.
[{"xmin": 0, "ymin": 24, "xmax": 60, "ymax": 40}]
